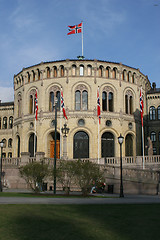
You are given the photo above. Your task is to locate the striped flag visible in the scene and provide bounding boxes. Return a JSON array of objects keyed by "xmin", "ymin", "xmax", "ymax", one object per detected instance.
[
  {"xmin": 97, "ymin": 87, "xmax": 101, "ymax": 124},
  {"xmin": 140, "ymin": 87, "xmax": 144, "ymax": 127},
  {"xmin": 67, "ymin": 22, "xmax": 82, "ymax": 35},
  {"xmin": 61, "ymin": 90, "xmax": 68, "ymax": 120},
  {"xmin": 35, "ymin": 89, "xmax": 38, "ymax": 120}
]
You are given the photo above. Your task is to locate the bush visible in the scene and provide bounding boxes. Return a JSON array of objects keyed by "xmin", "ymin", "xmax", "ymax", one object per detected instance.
[{"xmin": 19, "ymin": 161, "xmax": 50, "ymax": 193}]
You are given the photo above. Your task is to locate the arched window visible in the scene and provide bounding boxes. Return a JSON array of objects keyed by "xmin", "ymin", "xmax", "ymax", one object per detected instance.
[
  {"xmin": 18, "ymin": 94, "xmax": 22, "ymax": 117},
  {"xmin": 53, "ymin": 67, "xmax": 57, "ymax": 78},
  {"xmin": 29, "ymin": 133, "xmax": 37, "ymax": 157},
  {"xmin": 37, "ymin": 69, "xmax": 41, "ymax": 80},
  {"xmin": 32, "ymin": 71, "xmax": 35, "ymax": 81},
  {"xmin": 102, "ymin": 87, "xmax": 114, "ymax": 112},
  {"xmin": 87, "ymin": 65, "xmax": 92, "ymax": 76},
  {"xmin": 73, "ymin": 131, "xmax": 89, "ymax": 159},
  {"xmin": 122, "ymin": 70, "xmax": 126, "ymax": 80},
  {"xmin": 99, "ymin": 66, "xmax": 103, "ymax": 77},
  {"xmin": 127, "ymin": 72, "xmax": 130, "ymax": 82},
  {"xmin": 72, "ymin": 65, "xmax": 76, "ymax": 76},
  {"xmin": 157, "ymin": 106, "xmax": 160, "ymax": 120},
  {"xmin": 149, "ymin": 106, "xmax": 156, "ymax": 120},
  {"xmin": 125, "ymin": 134, "xmax": 133, "ymax": 156},
  {"xmin": 3, "ymin": 117, "xmax": 7, "ymax": 129},
  {"xmin": 8, "ymin": 138, "xmax": 12, "ymax": 148},
  {"xmin": 125, "ymin": 91, "xmax": 133, "ymax": 114},
  {"xmin": 75, "ymin": 86, "xmax": 88, "ymax": 111},
  {"xmin": 80, "ymin": 65, "xmax": 84, "ymax": 76},
  {"xmin": 27, "ymin": 72, "xmax": 30, "ymax": 83},
  {"xmin": 8, "ymin": 152, "xmax": 12, "ymax": 158},
  {"xmin": 2, "ymin": 139, "xmax": 6, "ymax": 148},
  {"xmin": 47, "ymin": 67, "xmax": 50, "ymax": 78},
  {"xmin": 151, "ymin": 132, "xmax": 156, "ymax": 142},
  {"xmin": 49, "ymin": 87, "xmax": 60, "ymax": 112},
  {"xmin": 17, "ymin": 136, "xmax": 20, "ymax": 157},
  {"xmin": 112, "ymin": 68, "xmax": 117, "ymax": 79},
  {"xmin": 106, "ymin": 67, "xmax": 110, "ymax": 78},
  {"xmin": 9, "ymin": 116, "xmax": 13, "ymax": 129},
  {"xmin": 29, "ymin": 90, "xmax": 36, "ymax": 114},
  {"xmin": 159, "ymin": 132, "xmax": 160, "ymax": 142},
  {"xmin": 60, "ymin": 66, "xmax": 64, "ymax": 77},
  {"xmin": 101, "ymin": 132, "xmax": 114, "ymax": 157}
]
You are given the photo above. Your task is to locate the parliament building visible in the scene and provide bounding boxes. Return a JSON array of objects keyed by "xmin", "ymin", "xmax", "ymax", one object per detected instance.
[{"xmin": 0, "ymin": 59, "xmax": 160, "ymax": 161}]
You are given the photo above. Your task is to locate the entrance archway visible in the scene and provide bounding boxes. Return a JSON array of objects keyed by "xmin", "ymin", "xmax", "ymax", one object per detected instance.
[
  {"xmin": 29, "ymin": 133, "xmax": 37, "ymax": 157},
  {"xmin": 101, "ymin": 132, "xmax": 114, "ymax": 157},
  {"xmin": 125, "ymin": 134, "xmax": 133, "ymax": 156},
  {"xmin": 49, "ymin": 132, "xmax": 60, "ymax": 159},
  {"xmin": 73, "ymin": 131, "xmax": 89, "ymax": 159}
]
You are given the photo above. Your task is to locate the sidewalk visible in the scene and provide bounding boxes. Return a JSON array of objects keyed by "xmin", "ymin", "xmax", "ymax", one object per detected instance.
[{"xmin": 0, "ymin": 189, "xmax": 160, "ymax": 204}]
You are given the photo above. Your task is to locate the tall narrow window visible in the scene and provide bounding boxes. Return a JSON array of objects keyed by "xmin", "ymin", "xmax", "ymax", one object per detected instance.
[
  {"xmin": 49, "ymin": 87, "xmax": 61, "ymax": 112},
  {"xmin": 29, "ymin": 90, "xmax": 36, "ymax": 114},
  {"xmin": 82, "ymin": 90, "xmax": 88, "ymax": 110},
  {"xmin": 53, "ymin": 67, "xmax": 57, "ymax": 77},
  {"xmin": 87, "ymin": 65, "xmax": 92, "ymax": 76},
  {"xmin": 60, "ymin": 66, "xmax": 64, "ymax": 77},
  {"xmin": 0, "ymin": 117, "xmax": 1, "ymax": 129},
  {"xmin": 106, "ymin": 67, "xmax": 110, "ymax": 78},
  {"xmin": 151, "ymin": 132, "xmax": 156, "ymax": 142},
  {"xmin": 9, "ymin": 116, "xmax": 13, "ymax": 129},
  {"xmin": 102, "ymin": 89, "xmax": 114, "ymax": 112},
  {"xmin": 18, "ymin": 94, "xmax": 22, "ymax": 117},
  {"xmin": 33, "ymin": 71, "xmax": 35, "ymax": 81},
  {"xmin": 72, "ymin": 65, "xmax": 76, "ymax": 76},
  {"xmin": 149, "ymin": 106, "xmax": 156, "ymax": 120},
  {"xmin": 122, "ymin": 70, "xmax": 126, "ymax": 80},
  {"xmin": 157, "ymin": 106, "xmax": 160, "ymax": 120},
  {"xmin": 112, "ymin": 68, "xmax": 116, "ymax": 79},
  {"xmin": 47, "ymin": 67, "xmax": 50, "ymax": 78},
  {"xmin": 125, "ymin": 91, "xmax": 133, "ymax": 114},
  {"xmin": 49, "ymin": 92, "xmax": 54, "ymax": 111},
  {"xmin": 37, "ymin": 69, "xmax": 40, "ymax": 80},
  {"xmin": 99, "ymin": 66, "xmax": 103, "ymax": 77},
  {"xmin": 8, "ymin": 138, "xmax": 12, "ymax": 148},
  {"xmin": 80, "ymin": 65, "xmax": 84, "ymax": 76},
  {"xmin": 27, "ymin": 72, "xmax": 30, "ymax": 83},
  {"xmin": 3, "ymin": 117, "xmax": 7, "ymax": 129},
  {"xmin": 75, "ymin": 90, "xmax": 81, "ymax": 110},
  {"xmin": 102, "ymin": 92, "xmax": 107, "ymax": 111}
]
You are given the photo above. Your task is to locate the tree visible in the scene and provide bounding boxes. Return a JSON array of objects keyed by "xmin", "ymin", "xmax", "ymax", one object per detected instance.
[
  {"xmin": 74, "ymin": 160, "xmax": 104, "ymax": 196},
  {"xmin": 19, "ymin": 161, "xmax": 50, "ymax": 193},
  {"xmin": 55, "ymin": 160, "xmax": 76, "ymax": 195}
]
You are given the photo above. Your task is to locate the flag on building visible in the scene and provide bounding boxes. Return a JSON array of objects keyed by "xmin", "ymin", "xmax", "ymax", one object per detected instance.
[
  {"xmin": 140, "ymin": 87, "xmax": 144, "ymax": 127},
  {"xmin": 35, "ymin": 89, "xmax": 38, "ymax": 120},
  {"xmin": 97, "ymin": 87, "xmax": 101, "ymax": 124},
  {"xmin": 67, "ymin": 22, "xmax": 82, "ymax": 35},
  {"xmin": 61, "ymin": 90, "xmax": 68, "ymax": 120}
]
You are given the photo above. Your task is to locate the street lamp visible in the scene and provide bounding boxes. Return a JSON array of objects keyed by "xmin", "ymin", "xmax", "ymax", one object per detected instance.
[
  {"xmin": 61, "ymin": 123, "xmax": 70, "ymax": 159},
  {"xmin": 0, "ymin": 141, "xmax": 4, "ymax": 192},
  {"xmin": 61, "ymin": 123, "xmax": 70, "ymax": 137},
  {"xmin": 53, "ymin": 98, "xmax": 58, "ymax": 195},
  {"xmin": 118, "ymin": 134, "xmax": 124, "ymax": 198}
]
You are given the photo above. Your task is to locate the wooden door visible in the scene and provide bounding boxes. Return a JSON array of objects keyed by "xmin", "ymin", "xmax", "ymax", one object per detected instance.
[{"xmin": 50, "ymin": 140, "xmax": 60, "ymax": 159}]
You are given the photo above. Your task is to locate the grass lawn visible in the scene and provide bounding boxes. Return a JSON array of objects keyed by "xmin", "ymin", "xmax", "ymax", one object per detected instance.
[{"xmin": 0, "ymin": 204, "xmax": 159, "ymax": 240}]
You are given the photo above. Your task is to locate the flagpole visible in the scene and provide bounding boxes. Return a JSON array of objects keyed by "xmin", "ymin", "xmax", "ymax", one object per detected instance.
[
  {"xmin": 60, "ymin": 95, "xmax": 62, "ymax": 159},
  {"xmin": 98, "ymin": 119, "xmax": 99, "ymax": 164},
  {"xmin": 142, "ymin": 125, "xmax": 145, "ymax": 169},
  {"xmin": 81, "ymin": 21, "xmax": 83, "ymax": 57},
  {"xmin": 34, "ymin": 117, "xmax": 36, "ymax": 157}
]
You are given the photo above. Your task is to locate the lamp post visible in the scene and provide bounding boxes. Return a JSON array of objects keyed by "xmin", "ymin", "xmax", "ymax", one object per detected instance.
[
  {"xmin": 53, "ymin": 98, "xmax": 58, "ymax": 195},
  {"xmin": 0, "ymin": 141, "xmax": 4, "ymax": 192},
  {"xmin": 118, "ymin": 134, "xmax": 124, "ymax": 198},
  {"xmin": 61, "ymin": 123, "xmax": 70, "ymax": 159}
]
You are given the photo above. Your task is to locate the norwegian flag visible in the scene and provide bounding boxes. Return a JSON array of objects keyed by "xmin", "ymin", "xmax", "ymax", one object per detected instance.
[
  {"xmin": 97, "ymin": 87, "xmax": 101, "ymax": 124},
  {"xmin": 61, "ymin": 90, "xmax": 68, "ymax": 120},
  {"xmin": 67, "ymin": 22, "xmax": 82, "ymax": 35},
  {"xmin": 140, "ymin": 88, "xmax": 144, "ymax": 127},
  {"xmin": 35, "ymin": 89, "xmax": 38, "ymax": 120}
]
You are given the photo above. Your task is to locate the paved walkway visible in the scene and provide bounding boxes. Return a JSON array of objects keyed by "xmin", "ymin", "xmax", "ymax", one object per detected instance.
[{"xmin": 0, "ymin": 190, "xmax": 160, "ymax": 204}]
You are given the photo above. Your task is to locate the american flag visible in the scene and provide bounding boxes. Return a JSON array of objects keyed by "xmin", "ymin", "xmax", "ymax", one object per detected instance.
[
  {"xmin": 67, "ymin": 22, "xmax": 82, "ymax": 35},
  {"xmin": 35, "ymin": 89, "xmax": 38, "ymax": 120},
  {"xmin": 61, "ymin": 90, "xmax": 68, "ymax": 120},
  {"xmin": 97, "ymin": 87, "xmax": 101, "ymax": 124},
  {"xmin": 140, "ymin": 87, "xmax": 144, "ymax": 127}
]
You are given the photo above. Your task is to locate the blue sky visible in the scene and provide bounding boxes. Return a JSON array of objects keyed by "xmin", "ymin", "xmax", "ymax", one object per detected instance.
[{"xmin": 0, "ymin": 0, "xmax": 159, "ymax": 102}]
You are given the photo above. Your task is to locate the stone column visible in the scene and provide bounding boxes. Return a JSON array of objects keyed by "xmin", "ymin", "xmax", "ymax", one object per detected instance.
[
  {"xmin": 20, "ymin": 152, "xmax": 30, "ymax": 166},
  {"xmin": 63, "ymin": 136, "xmax": 67, "ymax": 159}
]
